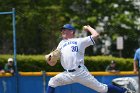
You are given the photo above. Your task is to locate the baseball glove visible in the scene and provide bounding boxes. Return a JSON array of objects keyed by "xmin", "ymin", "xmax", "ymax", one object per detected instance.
[{"xmin": 45, "ymin": 49, "xmax": 61, "ymax": 62}]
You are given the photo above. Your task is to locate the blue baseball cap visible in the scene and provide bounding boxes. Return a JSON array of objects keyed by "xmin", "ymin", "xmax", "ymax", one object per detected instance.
[{"xmin": 61, "ymin": 24, "xmax": 75, "ymax": 31}]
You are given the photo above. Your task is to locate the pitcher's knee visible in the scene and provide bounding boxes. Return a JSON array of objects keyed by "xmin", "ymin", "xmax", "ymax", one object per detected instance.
[
  {"xmin": 94, "ymin": 84, "xmax": 108, "ymax": 93},
  {"xmin": 48, "ymin": 77, "xmax": 58, "ymax": 87}
]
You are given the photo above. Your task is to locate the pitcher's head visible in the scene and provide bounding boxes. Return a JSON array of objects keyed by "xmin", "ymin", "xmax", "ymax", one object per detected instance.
[{"xmin": 61, "ymin": 24, "xmax": 75, "ymax": 39}]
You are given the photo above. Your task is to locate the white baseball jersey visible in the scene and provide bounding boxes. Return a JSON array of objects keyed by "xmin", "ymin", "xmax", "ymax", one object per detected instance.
[
  {"xmin": 57, "ymin": 35, "xmax": 95, "ymax": 70},
  {"xmin": 49, "ymin": 35, "xmax": 108, "ymax": 93}
]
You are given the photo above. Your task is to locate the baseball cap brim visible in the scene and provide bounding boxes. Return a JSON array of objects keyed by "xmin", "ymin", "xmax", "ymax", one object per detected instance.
[{"xmin": 8, "ymin": 58, "xmax": 13, "ymax": 62}]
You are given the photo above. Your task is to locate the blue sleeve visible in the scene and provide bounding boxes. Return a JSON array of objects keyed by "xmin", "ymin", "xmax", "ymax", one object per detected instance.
[
  {"xmin": 134, "ymin": 53, "xmax": 137, "ymax": 61},
  {"xmin": 134, "ymin": 49, "xmax": 140, "ymax": 62}
]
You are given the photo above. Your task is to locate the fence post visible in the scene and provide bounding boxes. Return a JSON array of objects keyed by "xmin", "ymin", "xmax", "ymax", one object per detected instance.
[{"xmin": 42, "ymin": 71, "xmax": 46, "ymax": 93}]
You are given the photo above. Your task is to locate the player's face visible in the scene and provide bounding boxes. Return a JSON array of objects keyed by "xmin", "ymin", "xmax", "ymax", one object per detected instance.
[
  {"xmin": 61, "ymin": 29, "xmax": 74, "ymax": 39},
  {"xmin": 8, "ymin": 61, "xmax": 13, "ymax": 66}
]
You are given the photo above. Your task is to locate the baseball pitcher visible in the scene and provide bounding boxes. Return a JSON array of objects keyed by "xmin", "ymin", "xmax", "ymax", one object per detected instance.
[{"xmin": 45, "ymin": 24, "xmax": 131, "ymax": 93}]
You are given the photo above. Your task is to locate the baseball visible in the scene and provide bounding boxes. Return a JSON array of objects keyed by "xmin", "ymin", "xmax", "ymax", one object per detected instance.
[{"xmin": 83, "ymin": 26, "xmax": 88, "ymax": 29}]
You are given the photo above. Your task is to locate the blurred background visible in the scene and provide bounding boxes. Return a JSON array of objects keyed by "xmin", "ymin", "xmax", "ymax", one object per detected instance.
[
  {"xmin": 0, "ymin": 0, "xmax": 140, "ymax": 58},
  {"xmin": 0, "ymin": 1, "xmax": 139, "ymax": 93}
]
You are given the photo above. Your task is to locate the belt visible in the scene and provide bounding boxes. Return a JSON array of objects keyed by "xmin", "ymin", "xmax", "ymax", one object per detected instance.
[{"xmin": 65, "ymin": 65, "xmax": 81, "ymax": 72}]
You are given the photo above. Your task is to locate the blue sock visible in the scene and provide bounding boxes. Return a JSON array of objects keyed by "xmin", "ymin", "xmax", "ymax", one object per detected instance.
[
  {"xmin": 107, "ymin": 84, "xmax": 126, "ymax": 93},
  {"xmin": 47, "ymin": 86, "xmax": 55, "ymax": 93}
]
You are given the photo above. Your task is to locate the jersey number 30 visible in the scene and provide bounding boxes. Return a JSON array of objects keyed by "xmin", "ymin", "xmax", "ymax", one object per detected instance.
[{"xmin": 71, "ymin": 46, "xmax": 78, "ymax": 52}]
